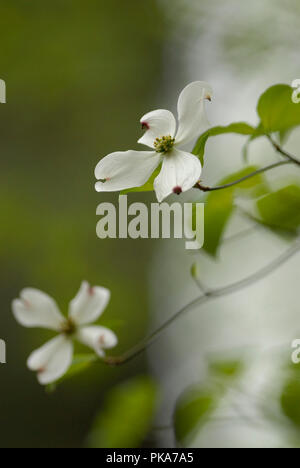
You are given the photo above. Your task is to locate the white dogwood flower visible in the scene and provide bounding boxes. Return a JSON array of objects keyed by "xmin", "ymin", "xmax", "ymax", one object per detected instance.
[
  {"xmin": 95, "ymin": 81, "xmax": 213, "ymax": 202},
  {"xmin": 12, "ymin": 281, "xmax": 117, "ymax": 385}
]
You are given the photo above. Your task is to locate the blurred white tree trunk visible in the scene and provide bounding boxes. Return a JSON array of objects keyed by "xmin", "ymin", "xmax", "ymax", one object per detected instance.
[{"xmin": 149, "ymin": 0, "xmax": 300, "ymax": 448}]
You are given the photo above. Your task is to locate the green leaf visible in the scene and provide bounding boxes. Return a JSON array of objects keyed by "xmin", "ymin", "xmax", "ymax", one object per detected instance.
[
  {"xmin": 257, "ymin": 84, "xmax": 300, "ymax": 133},
  {"xmin": 281, "ymin": 377, "xmax": 300, "ymax": 428},
  {"xmin": 87, "ymin": 376, "xmax": 157, "ymax": 448},
  {"xmin": 190, "ymin": 263, "xmax": 198, "ymax": 279},
  {"xmin": 256, "ymin": 184, "xmax": 300, "ymax": 234},
  {"xmin": 62, "ymin": 353, "xmax": 97, "ymax": 379},
  {"xmin": 174, "ymin": 386, "xmax": 218, "ymax": 446},
  {"xmin": 193, "ymin": 123, "xmax": 255, "ymax": 165},
  {"xmin": 121, "ymin": 166, "xmax": 161, "ymax": 194},
  {"xmin": 201, "ymin": 188, "xmax": 234, "ymax": 257},
  {"xmin": 209, "ymin": 359, "xmax": 244, "ymax": 379},
  {"xmin": 200, "ymin": 166, "xmax": 267, "ymax": 256},
  {"xmin": 279, "ymin": 129, "xmax": 292, "ymax": 145},
  {"xmin": 193, "ymin": 133, "xmax": 209, "ymax": 166}
]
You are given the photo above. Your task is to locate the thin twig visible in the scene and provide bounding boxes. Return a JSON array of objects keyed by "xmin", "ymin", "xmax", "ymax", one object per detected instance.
[
  {"xmin": 223, "ymin": 225, "xmax": 260, "ymax": 245},
  {"xmin": 191, "ymin": 274, "xmax": 210, "ymax": 294},
  {"xmin": 195, "ymin": 134, "xmax": 300, "ymax": 193},
  {"xmin": 267, "ymin": 135, "xmax": 300, "ymax": 166},
  {"xmin": 103, "ymin": 239, "xmax": 300, "ymax": 366},
  {"xmin": 194, "ymin": 160, "xmax": 292, "ymax": 192}
]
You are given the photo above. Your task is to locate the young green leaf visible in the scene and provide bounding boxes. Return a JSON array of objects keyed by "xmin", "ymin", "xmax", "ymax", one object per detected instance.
[
  {"xmin": 209, "ymin": 359, "xmax": 244, "ymax": 379},
  {"xmin": 201, "ymin": 188, "xmax": 234, "ymax": 257},
  {"xmin": 256, "ymin": 184, "xmax": 300, "ymax": 234},
  {"xmin": 190, "ymin": 263, "xmax": 198, "ymax": 280},
  {"xmin": 87, "ymin": 376, "xmax": 157, "ymax": 448},
  {"xmin": 193, "ymin": 123, "xmax": 255, "ymax": 165},
  {"xmin": 281, "ymin": 378, "xmax": 300, "ymax": 428},
  {"xmin": 199, "ymin": 166, "xmax": 267, "ymax": 256},
  {"xmin": 279, "ymin": 129, "xmax": 292, "ymax": 145},
  {"xmin": 257, "ymin": 84, "xmax": 300, "ymax": 133},
  {"xmin": 174, "ymin": 386, "xmax": 218, "ymax": 446},
  {"xmin": 62, "ymin": 354, "xmax": 98, "ymax": 380}
]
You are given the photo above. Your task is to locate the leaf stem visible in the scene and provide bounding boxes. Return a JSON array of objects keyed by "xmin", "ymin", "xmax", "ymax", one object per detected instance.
[{"xmin": 102, "ymin": 239, "xmax": 300, "ymax": 367}]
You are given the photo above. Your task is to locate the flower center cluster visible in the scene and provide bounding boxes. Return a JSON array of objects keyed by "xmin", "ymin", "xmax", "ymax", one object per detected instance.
[
  {"xmin": 154, "ymin": 135, "xmax": 175, "ymax": 154},
  {"xmin": 60, "ymin": 318, "xmax": 77, "ymax": 336}
]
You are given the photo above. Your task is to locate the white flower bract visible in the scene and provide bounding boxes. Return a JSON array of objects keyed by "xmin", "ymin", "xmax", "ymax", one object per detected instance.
[
  {"xmin": 95, "ymin": 81, "xmax": 213, "ymax": 202},
  {"xmin": 12, "ymin": 281, "xmax": 117, "ymax": 385}
]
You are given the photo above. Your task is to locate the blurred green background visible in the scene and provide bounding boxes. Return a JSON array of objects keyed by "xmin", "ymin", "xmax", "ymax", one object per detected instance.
[{"xmin": 0, "ymin": 0, "xmax": 167, "ymax": 448}]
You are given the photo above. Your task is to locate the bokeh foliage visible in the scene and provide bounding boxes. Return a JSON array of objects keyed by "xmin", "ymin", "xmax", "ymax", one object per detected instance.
[
  {"xmin": 0, "ymin": 0, "xmax": 165, "ymax": 448},
  {"xmin": 87, "ymin": 376, "xmax": 157, "ymax": 448}
]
